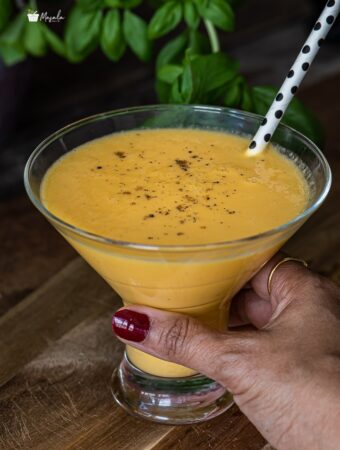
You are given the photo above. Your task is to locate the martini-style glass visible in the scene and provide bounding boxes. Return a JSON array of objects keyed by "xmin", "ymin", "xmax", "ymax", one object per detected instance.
[{"xmin": 24, "ymin": 105, "xmax": 331, "ymax": 425}]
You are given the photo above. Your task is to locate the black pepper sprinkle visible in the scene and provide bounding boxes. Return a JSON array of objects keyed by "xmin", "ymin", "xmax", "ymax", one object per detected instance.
[
  {"xmin": 175, "ymin": 159, "xmax": 190, "ymax": 172},
  {"xmin": 114, "ymin": 151, "xmax": 126, "ymax": 159},
  {"xmin": 144, "ymin": 213, "xmax": 155, "ymax": 220},
  {"xmin": 177, "ymin": 232, "xmax": 184, "ymax": 236},
  {"xmin": 96, "ymin": 166, "xmax": 102, "ymax": 169},
  {"xmin": 184, "ymin": 195, "xmax": 197, "ymax": 203}
]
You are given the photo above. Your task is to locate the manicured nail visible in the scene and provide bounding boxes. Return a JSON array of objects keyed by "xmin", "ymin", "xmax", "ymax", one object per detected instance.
[{"xmin": 112, "ymin": 309, "xmax": 150, "ymax": 342}]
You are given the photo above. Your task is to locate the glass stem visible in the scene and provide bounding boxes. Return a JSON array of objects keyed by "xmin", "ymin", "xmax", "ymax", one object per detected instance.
[{"xmin": 204, "ymin": 19, "xmax": 220, "ymax": 53}]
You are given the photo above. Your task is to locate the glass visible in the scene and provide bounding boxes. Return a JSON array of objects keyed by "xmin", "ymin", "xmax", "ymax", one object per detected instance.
[{"xmin": 24, "ymin": 105, "xmax": 331, "ymax": 424}]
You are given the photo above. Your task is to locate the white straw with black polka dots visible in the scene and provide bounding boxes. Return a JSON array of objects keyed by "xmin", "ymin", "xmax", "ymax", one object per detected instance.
[{"xmin": 247, "ymin": 0, "xmax": 340, "ymax": 156}]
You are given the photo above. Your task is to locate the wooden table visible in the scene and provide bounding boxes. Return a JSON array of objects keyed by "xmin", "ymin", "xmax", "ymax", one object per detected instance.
[{"xmin": 1, "ymin": 2, "xmax": 340, "ymax": 448}]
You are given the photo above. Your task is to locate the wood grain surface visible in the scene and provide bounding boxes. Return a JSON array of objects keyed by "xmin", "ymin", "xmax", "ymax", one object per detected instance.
[{"xmin": 1, "ymin": 1, "xmax": 339, "ymax": 448}]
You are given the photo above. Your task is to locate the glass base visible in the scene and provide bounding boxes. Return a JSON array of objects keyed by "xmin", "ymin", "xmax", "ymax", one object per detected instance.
[{"xmin": 111, "ymin": 353, "xmax": 234, "ymax": 425}]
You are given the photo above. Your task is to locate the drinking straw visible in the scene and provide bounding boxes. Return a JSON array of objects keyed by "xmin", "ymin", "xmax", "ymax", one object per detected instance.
[{"xmin": 247, "ymin": 0, "xmax": 340, "ymax": 156}]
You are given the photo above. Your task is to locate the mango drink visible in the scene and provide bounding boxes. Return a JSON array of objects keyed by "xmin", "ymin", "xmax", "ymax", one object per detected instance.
[{"xmin": 41, "ymin": 129, "xmax": 309, "ymax": 377}]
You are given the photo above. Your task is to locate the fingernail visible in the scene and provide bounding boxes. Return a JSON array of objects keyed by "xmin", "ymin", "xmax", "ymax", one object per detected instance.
[{"xmin": 112, "ymin": 309, "xmax": 150, "ymax": 342}]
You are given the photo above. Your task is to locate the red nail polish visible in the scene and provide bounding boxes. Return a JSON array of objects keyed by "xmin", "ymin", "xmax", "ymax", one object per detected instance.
[{"xmin": 112, "ymin": 309, "xmax": 150, "ymax": 342}]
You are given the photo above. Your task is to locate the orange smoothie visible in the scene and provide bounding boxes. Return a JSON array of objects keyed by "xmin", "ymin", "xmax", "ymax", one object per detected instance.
[{"xmin": 41, "ymin": 129, "xmax": 309, "ymax": 377}]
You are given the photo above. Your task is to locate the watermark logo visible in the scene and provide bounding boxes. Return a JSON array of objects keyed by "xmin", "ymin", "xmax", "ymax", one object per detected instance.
[
  {"xmin": 27, "ymin": 9, "xmax": 65, "ymax": 23},
  {"xmin": 27, "ymin": 11, "xmax": 39, "ymax": 22}
]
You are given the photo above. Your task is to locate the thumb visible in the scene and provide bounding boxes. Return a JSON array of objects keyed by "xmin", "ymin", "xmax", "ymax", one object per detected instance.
[{"xmin": 112, "ymin": 306, "xmax": 254, "ymax": 385}]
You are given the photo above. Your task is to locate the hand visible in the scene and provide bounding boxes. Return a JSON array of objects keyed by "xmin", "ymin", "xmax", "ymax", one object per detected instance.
[{"xmin": 112, "ymin": 254, "xmax": 340, "ymax": 450}]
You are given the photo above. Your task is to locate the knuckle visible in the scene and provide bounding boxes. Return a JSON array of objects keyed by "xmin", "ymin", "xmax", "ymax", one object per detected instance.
[{"xmin": 159, "ymin": 316, "xmax": 192, "ymax": 360}]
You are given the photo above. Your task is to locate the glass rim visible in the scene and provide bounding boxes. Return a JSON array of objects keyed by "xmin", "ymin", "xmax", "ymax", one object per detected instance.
[{"xmin": 24, "ymin": 104, "xmax": 332, "ymax": 252}]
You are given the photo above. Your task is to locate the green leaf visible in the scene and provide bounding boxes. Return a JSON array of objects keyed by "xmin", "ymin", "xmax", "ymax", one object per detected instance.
[
  {"xmin": 105, "ymin": 0, "xmax": 142, "ymax": 7},
  {"xmin": 0, "ymin": 11, "xmax": 26, "ymax": 45},
  {"xmin": 101, "ymin": 9, "xmax": 125, "ymax": 61},
  {"xmin": 184, "ymin": 2, "xmax": 200, "ymax": 29},
  {"xmin": 65, "ymin": 6, "xmax": 103, "ymax": 62},
  {"xmin": 0, "ymin": 10, "xmax": 26, "ymax": 65},
  {"xmin": 24, "ymin": 21, "xmax": 47, "ymax": 57},
  {"xmin": 148, "ymin": 1, "xmax": 182, "ymax": 39},
  {"xmin": 240, "ymin": 83, "xmax": 253, "ymax": 111},
  {"xmin": 196, "ymin": 0, "xmax": 234, "ymax": 31},
  {"xmin": 187, "ymin": 29, "xmax": 210, "ymax": 55},
  {"xmin": 0, "ymin": 0, "xmax": 12, "ymax": 33},
  {"xmin": 41, "ymin": 24, "xmax": 66, "ymax": 57},
  {"xmin": 156, "ymin": 79, "xmax": 171, "ymax": 103},
  {"xmin": 180, "ymin": 52, "xmax": 239, "ymax": 103},
  {"xmin": 0, "ymin": 42, "xmax": 26, "ymax": 65},
  {"xmin": 181, "ymin": 58, "xmax": 193, "ymax": 102},
  {"xmin": 223, "ymin": 75, "xmax": 244, "ymax": 107},
  {"xmin": 156, "ymin": 32, "xmax": 187, "ymax": 70},
  {"xmin": 251, "ymin": 86, "xmax": 324, "ymax": 146},
  {"xmin": 170, "ymin": 77, "xmax": 184, "ymax": 103},
  {"xmin": 123, "ymin": 10, "xmax": 152, "ymax": 61},
  {"xmin": 157, "ymin": 64, "xmax": 183, "ymax": 84},
  {"xmin": 77, "ymin": 0, "xmax": 105, "ymax": 11}
]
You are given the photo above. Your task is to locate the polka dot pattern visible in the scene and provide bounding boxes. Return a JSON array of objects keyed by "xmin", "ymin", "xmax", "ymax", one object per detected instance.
[{"xmin": 248, "ymin": 0, "xmax": 340, "ymax": 155}]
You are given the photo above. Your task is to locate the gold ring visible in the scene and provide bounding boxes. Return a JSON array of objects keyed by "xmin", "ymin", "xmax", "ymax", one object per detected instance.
[{"xmin": 267, "ymin": 257, "xmax": 308, "ymax": 295}]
